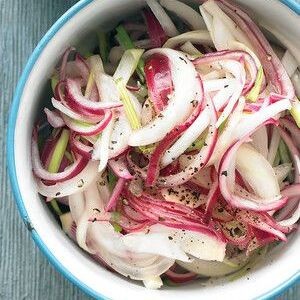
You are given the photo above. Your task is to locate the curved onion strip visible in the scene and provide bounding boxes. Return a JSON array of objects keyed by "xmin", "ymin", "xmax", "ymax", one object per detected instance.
[
  {"xmin": 32, "ymin": 134, "xmax": 88, "ymax": 183},
  {"xmin": 146, "ymin": 0, "xmax": 179, "ymax": 37},
  {"xmin": 65, "ymin": 78, "xmax": 122, "ymax": 115},
  {"xmin": 156, "ymin": 97, "xmax": 217, "ymax": 187},
  {"xmin": 163, "ymin": 30, "xmax": 212, "ymax": 49},
  {"xmin": 236, "ymin": 210, "xmax": 286, "ymax": 241},
  {"xmin": 218, "ymin": 0, "xmax": 295, "ymax": 101},
  {"xmin": 193, "ymin": 50, "xmax": 257, "ymax": 94},
  {"xmin": 165, "ymin": 269, "xmax": 197, "ymax": 283},
  {"xmin": 44, "ymin": 108, "xmax": 65, "ymax": 128},
  {"xmin": 36, "ymin": 160, "xmax": 101, "ymax": 197},
  {"xmin": 204, "ymin": 177, "xmax": 219, "ymax": 222},
  {"xmin": 277, "ymin": 127, "xmax": 300, "ymax": 184},
  {"xmin": 219, "ymin": 136, "xmax": 287, "ymax": 212},
  {"xmin": 160, "ymin": 0, "xmax": 206, "ymax": 30},
  {"xmin": 105, "ymin": 178, "xmax": 126, "ymax": 212},
  {"xmin": 108, "ymin": 158, "xmax": 133, "ymax": 180},
  {"xmin": 69, "ymin": 133, "xmax": 93, "ymax": 159},
  {"xmin": 280, "ymin": 118, "xmax": 300, "ymax": 150},
  {"xmin": 75, "ymin": 53, "xmax": 90, "ymax": 80},
  {"xmin": 61, "ymin": 110, "xmax": 112, "ymax": 136},
  {"xmin": 144, "ymin": 53, "xmax": 173, "ymax": 112},
  {"xmin": 236, "ymin": 144, "xmax": 280, "ymax": 199},
  {"xmin": 180, "ymin": 41, "xmax": 202, "ymax": 56},
  {"xmin": 129, "ymin": 49, "xmax": 198, "ymax": 146},
  {"xmin": 51, "ymin": 98, "xmax": 103, "ymax": 123},
  {"xmin": 161, "ymin": 85, "xmax": 236, "ymax": 167},
  {"xmin": 60, "ymin": 47, "xmax": 75, "ymax": 80},
  {"xmin": 146, "ymin": 82, "xmax": 204, "ymax": 186}
]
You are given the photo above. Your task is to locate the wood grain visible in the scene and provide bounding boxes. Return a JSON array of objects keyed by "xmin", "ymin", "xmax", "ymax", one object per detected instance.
[{"xmin": 0, "ymin": 0, "xmax": 298, "ymax": 299}]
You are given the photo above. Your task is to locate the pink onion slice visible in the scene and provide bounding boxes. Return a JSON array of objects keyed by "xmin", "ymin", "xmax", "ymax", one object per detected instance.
[
  {"xmin": 105, "ymin": 178, "xmax": 126, "ymax": 212},
  {"xmin": 108, "ymin": 157, "xmax": 133, "ymax": 180},
  {"xmin": 44, "ymin": 108, "xmax": 65, "ymax": 128},
  {"xmin": 146, "ymin": 83, "xmax": 204, "ymax": 186},
  {"xmin": 144, "ymin": 53, "xmax": 173, "ymax": 112},
  {"xmin": 70, "ymin": 133, "xmax": 93, "ymax": 159},
  {"xmin": 218, "ymin": 0, "xmax": 295, "ymax": 101},
  {"xmin": 155, "ymin": 96, "xmax": 217, "ymax": 187},
  {"xmin": 218, "ymin": 137, "xmax": 288, "ymax": 212},
  {"xmin": 32, "ymin": 131, "xmax": 88, "ymax": 183},
  {"xmin": 65, "ymin": 78, "xmax": 122, "ymax": 115},
  {"xmin": 165, "ymin": 269, "xmax": 197, "ymax": 283},
  {"xmin": 61, "ymin": 110, "xmax": 112, "ymax": 136},
  {"xmin": 60, "ymin": 47, "xmax": 75, "ymax": 80}
]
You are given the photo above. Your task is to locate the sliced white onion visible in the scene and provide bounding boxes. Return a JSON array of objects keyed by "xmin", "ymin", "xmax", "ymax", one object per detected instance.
[
  {"xmin": 160, "ymin": 0, "xmax": 206, "ymax": 30},
  {"xmin": 44, "ymin": 108, "xmax": 65, "ymax": 128},
  {"xmin": 36, "ymin": 160, "xmax": 101, "ymax": 198},
  {"xmin": 292, "ymin": 70, "xmax": 300, "ymax": 98},
  {"xmin": 180, "ymin": 41, "xmax": 202, "ymax": 56},
  {"xmin": 251, "ymin": 126, "xmax": 268, "ymax": 159},
  {"xmin": 149, "ymin": 224, "xmax": 226, "ymax": 262},
  {"xmin": 69, "ymin": 192, "xmax": 85, "ymax": 224},
  {"xmin": 108, "ymin": 46, "xmax": 124, "ymax": 65},
  {"xmin": 236, "ymin": 144, "xmax": 280, "ymax": 199},
  {"xmin": 143, "ymin": 277, "xmax": 163, "ymax": 289},
  {"xmin": 278, "ymin": 202, "xmax": 300, "ymax": 227},
  {"xmin": 146, "ymin": 0, "xmax": 179, "ymax": 37},
  {"xmin": 129, "ymin": 49, "xmax": 198, "ymax": 146},
  {"xmin": 274, "ymin": 163, "xmax": 293, "ymax": 186},
  {"xmin": 163, "ymin": 30, "xmax": 212, "ymax": 49},
  {"xmin": 87, "ymin": 54, "xmax": 104, "ymax": 74}
]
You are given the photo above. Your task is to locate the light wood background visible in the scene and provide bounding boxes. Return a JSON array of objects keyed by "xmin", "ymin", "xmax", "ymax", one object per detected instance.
[{"xmin": 0, "ymin": 0, "xmax": 298, "ymax": 299}]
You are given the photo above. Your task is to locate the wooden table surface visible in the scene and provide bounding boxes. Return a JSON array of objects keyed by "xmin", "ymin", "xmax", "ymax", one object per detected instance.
[{"xmin": 0, "ymin": 0, "xmax": 298, "ymax": 299}]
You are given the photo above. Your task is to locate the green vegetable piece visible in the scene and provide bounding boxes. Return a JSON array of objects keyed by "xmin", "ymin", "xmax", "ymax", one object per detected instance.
[
  {"xmin": 273, "ymin": 150, "xmax": 280, "ymax": 167},
  {"xmin": 290, "ymin": 98, "xmax": 300, "ymax": 128},
  {"xmin": 278, "ymin": 139, "xmax": 294, "ymax": 182},
  {"xmin": 108, "ymin": 169, "xmax": 117, "ymax": 191},
  {"xmin": 246, "ymin": 66, "xmax": 264, "ymax": 102},
  {"xmin": 115, "ymin": 25, "xmax": 145, "ymax": 82},
  {"xmin": 97, "ymin": 31, "xmax": 109, "ymax": 63},
  {"xmin": 112, "ymin": 223, "xmax": 122, "ymax": 233},
  {"xmin": 51, "ymin": 72, "xmax": 59, "ymax": 93},
  {"xmin": 48, "ymin": 129, "xmax": 70, "ymax": 216}
]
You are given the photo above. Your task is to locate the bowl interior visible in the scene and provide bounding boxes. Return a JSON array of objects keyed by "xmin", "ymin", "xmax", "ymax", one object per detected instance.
[{"xmin": 11, "ymin": 0, "xmax": 300, "ymax": 299}]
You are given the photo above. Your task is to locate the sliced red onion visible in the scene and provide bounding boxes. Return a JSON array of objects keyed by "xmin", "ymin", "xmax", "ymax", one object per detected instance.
[
  {"xmin": 274, "ymin": 163, "xmax": 293, "ymax": 186},
  {"xmin": 122, "ymin": 205, "xmax": 148, "ymax": 223},
  {"xmin": 156, "ymin": 97, "xmax": 217, "ymax": 187},
  {"xmin": 75, "ymin": 53, "xmax": 90, "ymax": 80},
  {"xmin": 59, "ymin": 47, "xmax": 75, "ymax": 80},
  {"xmin": 165, "ymin": 269, "xmax": 197, "ymax": 283},
  {"xmin": 36, "ymin": 160, "xmax": 101, "ymax": 197},
  {"xmin": 129, "ymin": 49, "xmax": 199, "ymax": 146},
  {"xmin": 218, "ymin": 0, "xmax": 295, "ymax": 101},
  {"xmin": 146, "ymin": 0, "xmax": 179, "ymax": 37},
  {"xmin": 32, "ymin": 133, "xmax": 88, "ymax": 183},
  {"xmin": 62, "ymin": 110, "xmax": 112, "ymax": 136},
  {"xmin": 146, "ymin": 87, "xmax": 203, "ymax": 186},
  {"xmin": 143, "ymin": 9, "xmax": 167, "ymax": 47},
  {"xmin": 70, "ymin": 133, "xmax": 93, "ymax": 159},
  {"xmin": 54, "ymin": 80, "xmax": 65, "ymax": 102},
  {"xmin": 204, "ymin": 178, "xmax": 219, "ymax": 223},
  {"xmin": 280, "ymin": 118, "xmax": 300, "ymax": 150},
  {"xmin": 44, "ymin": 108, "xmax": 65, "ymax": 128},
  {"xmin": 65, "ymin": 78, "xmax": 122, "ymax": 115},
  {"xmin": 144, "ymin": 53, "xmax": 173, "ymax": 112},
  {"xmin": 219, "ymin": 137, "xmax": 287, "ymax": 212},
  {"xmin": 160, "ymin": 0, "xmax": 206, "ymax": 30},
  {"xmin": 237, "ymin": 210, "xmax": 286, "ymax": 241},
  {"xmin": 105, "ymin": 178, "xmax": 126, "ymax": 212},
  {"xmin": 108, "ymin": 157, "xmax": 133, "ymax": 180},
  {"xmin": 163, "ymin": 30, "xmax": 212, "ymax": 49}
]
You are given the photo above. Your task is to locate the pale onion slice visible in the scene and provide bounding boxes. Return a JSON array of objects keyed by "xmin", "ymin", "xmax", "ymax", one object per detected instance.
[
  {"xmin": 160, "ymin": 0, "xmax": 206, "ymax": 30},
  {"xmin": 143, "ymin": 277, "xmax": 163, "ymax": 289},
  {"xmin": 69, "ymin": 192, "xmax": 85, "ymax": 224},
  {"xmin": 141, "ymin": 98, "xmax": 155, "ymax": 126},
  {"xmin": 162, "ymin": 85, "xmax": 236, "ymax": 167},
  {"xmin": 161, "ymin": 185, "xmax": 206, "ymax": 208},
  {"xmin": 87, "ymin": 54, "xmax": 104, "ymax": 74},
  {"xmin": 146, "ymin": 0, "xmax": 179, "ymax": 37},
  {"xmin": 36, "ymin": 160, "xmax": 101, "ymax": 198},
  {"xmin": 274, "ymin": 163, "xmax": 293, "ymax": 186},
  {"xmin": 236, "ymin": 144, "xmax": 280, "ymax": 199},
  {"xmin": 251, "ymin": 126, "xmax": 268, "ymax": 159},
  {"xmin": 113, "ymin": 49, "xmax": 144, "ymax": 84},
  {"xmin": 149, "ymin": 224, "xmax": 226, "ymax": 261},
  {"xmin": 108, "ymin": 46, "xmax": 124, "ymax": 65},
  {"xmin": 177, "ymin": 252, "xmax": 249, "ymax": 277},
  {"xmin": 292, "ymin": 71, "xmax": 300, "ymax": 98},
  {"xmin": 201, "ymin": 0, "xmax": 252, "ymax": 50},
  {"xmin": 180, "ymin": 41, "xmax": 202, "ymax": 56},
  {"xmin": 129, "ymin": 49, "xmax": 198, "ymax": 146},
  {"xmin": 59, "ymin": 212, "xmax": 74, "ymax": 236},
  {"xmin": 163, "ymin": 30, "xmax": 212, "ymax": 49},
  {"xmin": 44, "ymin": 108, "xmax": 65, "ymax": 128}
]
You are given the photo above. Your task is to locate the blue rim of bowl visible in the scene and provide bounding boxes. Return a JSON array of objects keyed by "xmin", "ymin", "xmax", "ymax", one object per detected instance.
[{"xmin": 6, "ymin": 0, "xmax": 300, "ymax": 299}]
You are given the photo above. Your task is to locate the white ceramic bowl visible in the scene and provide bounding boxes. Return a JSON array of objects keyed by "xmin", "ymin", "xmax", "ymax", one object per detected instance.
[{"xmin": 7, "ymin": 1, "xmax": 300, "ymax": 299}]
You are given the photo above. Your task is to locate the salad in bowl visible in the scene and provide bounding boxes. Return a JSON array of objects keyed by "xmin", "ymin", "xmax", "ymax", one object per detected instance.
[{"xmin": 31, "ymin": 0, "xmax": 300, "ymax": 290}]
